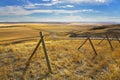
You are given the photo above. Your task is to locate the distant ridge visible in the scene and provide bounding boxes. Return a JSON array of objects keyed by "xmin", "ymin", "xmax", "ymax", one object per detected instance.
[
  {"xmin": 0, "ymin": 22, "xmax": 70, "ymax": 24},
  {"xmin": 0, "ymin": 21, "xmax": 120, "ymax": 24}
]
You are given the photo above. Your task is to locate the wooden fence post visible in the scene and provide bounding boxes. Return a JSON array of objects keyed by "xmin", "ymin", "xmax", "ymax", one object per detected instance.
[
  {"xmin": 88, "ymin": 36, "xmax": 97, "ymax": 56},
  {"xmin": 115, "ymin": 34, "xmax": 120, "ymax": 43},
  {"xmin": 98, "ymin": 37, "xmax": 105, "ymax": 45},
  {"xmin": 22, "ymin": 32, "xmax": 52, "ymax": 79},
  {"xmin": 22, "ymin": 36, "xmax": 43, "ymax": 78},
  {"xmin": 78, "ymin": 38, "xmax": 88, "ymax": 50},
  {"xmin": 40, "ymin": 32, "xmax": 52, "ymax": 73},
  {"xmin": 106, "ymin": 34, "xmax": 114, "ymax": 51}
]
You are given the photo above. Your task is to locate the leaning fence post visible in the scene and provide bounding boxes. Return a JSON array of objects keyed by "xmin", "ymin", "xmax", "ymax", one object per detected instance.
[
  {"xmin": 22, "ymin": 36, "xmax": 43, "ymax": 78},
  {"xmin": 106, "ymin": 34, "xmax": 114, "ymax": 51},
  {"xmin": 115, "ymin": 34, "xmax": 120, "ymax": 43},
  {"xmin": 98, "ymin": 37, "xmax": 105, "ymax": 45},
  {"xmin": 40, "ymin": 32, "xmax": 52, "ymax": 73},
  {"xmin": 78, "ymin": 38, "xmax": 88, "ymax": 50},
  {"xmin": 88, "ymin": 36, "xmax": 97, "ymax": 56}
]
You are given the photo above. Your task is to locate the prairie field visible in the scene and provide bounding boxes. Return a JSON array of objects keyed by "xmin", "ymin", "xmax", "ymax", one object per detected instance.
[{"xmin": 0, "ymin": 23, "xmax": 120, "ymax": 80}]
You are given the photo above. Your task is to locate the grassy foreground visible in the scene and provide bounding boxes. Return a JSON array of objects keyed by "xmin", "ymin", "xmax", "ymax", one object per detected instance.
[{"xmin": 0, "ymin": 39, "xmax": 120, "ymax": 80}]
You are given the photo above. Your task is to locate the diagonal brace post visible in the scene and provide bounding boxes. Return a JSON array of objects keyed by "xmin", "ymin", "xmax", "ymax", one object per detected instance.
[
  {"xmin": 97, "ymin": 37, "xmax": 105, "ymax": 45},
  {"xmin": 115, "ymin": 34, "xmax": 120, "ymax": 43},
  {"xmin": 23, "ymin": 36, "xmax": 43, "ymax": 77},
  {"xmin": 78, "ymin": 38, "xmax": 88, "ymax": 50}
]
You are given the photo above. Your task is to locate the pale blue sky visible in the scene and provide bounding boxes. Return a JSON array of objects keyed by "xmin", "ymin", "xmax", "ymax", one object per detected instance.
[{"xmin": 0, "ymin": 0, "xmax": 120, "ymax": 22}]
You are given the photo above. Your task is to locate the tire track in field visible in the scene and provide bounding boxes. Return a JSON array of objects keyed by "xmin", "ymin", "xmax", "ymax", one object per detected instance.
[{"xmin": 0, "ymin": 36, "xmax": 40, "ymax": 45}]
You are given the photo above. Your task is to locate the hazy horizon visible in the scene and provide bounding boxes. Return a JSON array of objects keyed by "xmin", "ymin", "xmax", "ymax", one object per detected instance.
[{"xmin": 0, "ymin": 21, "xmax": 120, "ymax": 24}]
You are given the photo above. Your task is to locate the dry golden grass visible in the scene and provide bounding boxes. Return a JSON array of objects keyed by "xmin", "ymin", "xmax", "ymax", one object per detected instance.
[
  {"xmin": 1, "ymin": 23, "xmax": 120, "ymax": 44},
  {"xmin": 0, "ymin": 23, "xmax": 92, "ymax": 45},
  {"xmin": 0, "ymin": 23, "xmax": 120, "ymax": 80},
  {"xmin": 0, "ymin": 39, "xmax": 120, "ymax": 80}
]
